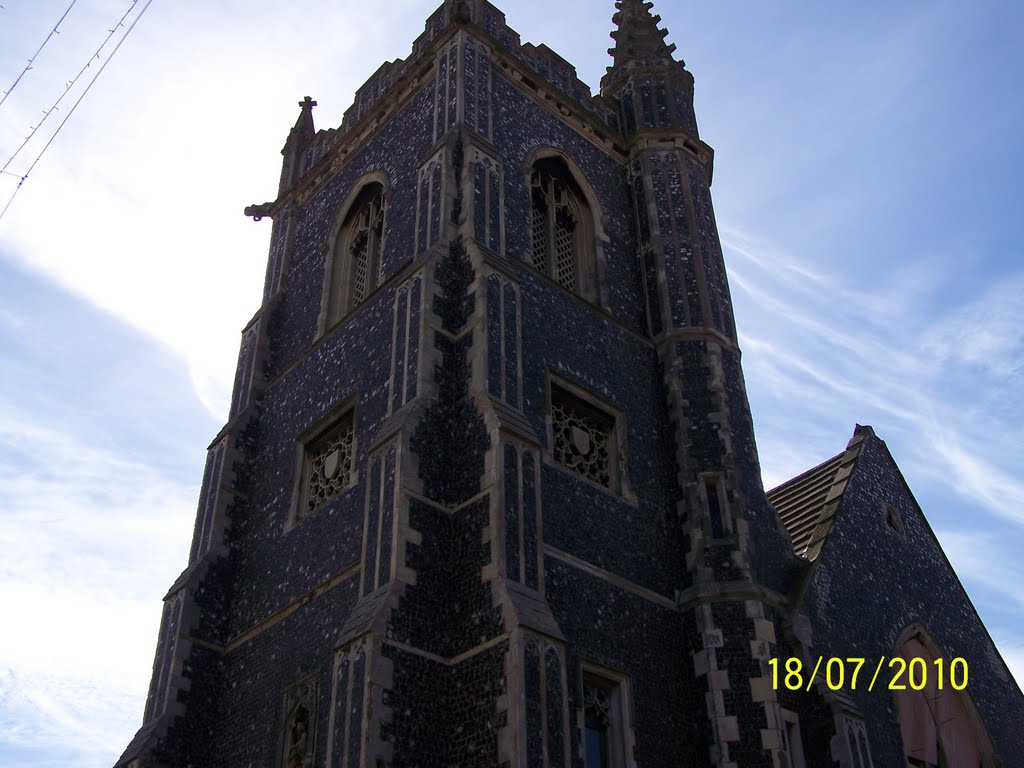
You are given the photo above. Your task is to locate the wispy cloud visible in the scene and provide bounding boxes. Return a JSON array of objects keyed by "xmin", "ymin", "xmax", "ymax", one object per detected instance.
[
  {"xmin": 0, "ymin": 406, "xmax": 196, "ymax": 765},
  {"xmin": 0, "ymin": 266, "xmax": 203, "ymax": 767},
  {"xmin": 724, "ymin": 228, "xmax": 1024, "ymax": 529},
  {"xmin": 937, "ymin": 530, "xmax": 1024, "ymax": 615},
  {"xmin": 0, "ymin": 309, "xmax": 25, "ymax": 330},
  {"xmin": 921, "ymin": 277, "xmax": 1024, "ymax": 381},
  {"xmin": 921, "ymin": 422, "xmax": 1024, "ymax": 528}
]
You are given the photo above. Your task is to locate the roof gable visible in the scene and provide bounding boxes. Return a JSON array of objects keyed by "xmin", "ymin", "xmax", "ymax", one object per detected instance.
[{"xmin": 767, "ymin": 426, "xmax": 872, "ymax": 560}]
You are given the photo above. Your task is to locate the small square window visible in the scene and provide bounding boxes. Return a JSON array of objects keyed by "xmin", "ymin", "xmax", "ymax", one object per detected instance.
[
  {"xmin": 299, "ymin": 412, "xmax": 355, "ymax": 520},
  {"xmin": 581, "ymin": 667, "xmax": 631, "ymax": 768},
  {"xmin": 550, "ymin": 384, "xmax": 618, "ymax": 490}
]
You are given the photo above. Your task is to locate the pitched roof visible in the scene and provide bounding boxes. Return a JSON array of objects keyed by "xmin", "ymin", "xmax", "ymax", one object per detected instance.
[{"xmin": 766, "ymin": 426, "xmax": 873, "ymax": 560}]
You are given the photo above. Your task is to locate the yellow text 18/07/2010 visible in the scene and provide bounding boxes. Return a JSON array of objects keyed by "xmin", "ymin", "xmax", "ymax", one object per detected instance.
[{"xmin": 768, "ymin": 656, "xmax": 968, "ymax": 693}]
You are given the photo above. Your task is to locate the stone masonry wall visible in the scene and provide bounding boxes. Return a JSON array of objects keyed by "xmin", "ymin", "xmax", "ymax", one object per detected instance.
[{"xmin": 804, "ymin": 433, "xmax": 1024, "ymax": 765}]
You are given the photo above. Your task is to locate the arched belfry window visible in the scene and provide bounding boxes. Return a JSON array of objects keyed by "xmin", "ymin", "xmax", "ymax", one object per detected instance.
[
  {"xmin": 326, "ymin": 182, "xmax": 385, "ymax": 327},
  {"xmin": 529, "ymin": 157, "xmax": 595, "ymax": 298}
]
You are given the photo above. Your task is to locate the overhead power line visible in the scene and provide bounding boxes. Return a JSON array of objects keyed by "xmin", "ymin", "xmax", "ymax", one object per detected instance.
[
  {"xmin": 0, "ymin": 0, "xmax": 156, "ymax": 224},
  {"xmin": 0, "ymin": 0, "xmax": 80, "ymax": 109},
  {"xmin": 1, "ymin": 0, "xmax": 143, "ymax": 177}
]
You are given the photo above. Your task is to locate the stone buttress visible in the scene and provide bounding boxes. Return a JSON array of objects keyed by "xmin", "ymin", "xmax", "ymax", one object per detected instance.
[{"xmin": 602, "ymin": 1, "xmax": 802, "ymax": 765}]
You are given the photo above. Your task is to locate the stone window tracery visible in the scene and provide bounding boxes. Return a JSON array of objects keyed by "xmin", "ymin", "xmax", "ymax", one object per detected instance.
[
  {"xmin": 844, "ymin": 720, "xmax": 874, "ymax": 768},
  {"xmin": 285, "ymin": 705, "xmax": 310, "ymax": 768},
  {"xmin": 326, "ymin": 183, "xmax": 385, "ymax": 327},
  {"xmin": 581, "ymin": 666, "xmax": 629, "ymax": 768},
  {"xmin": 302, "ymin": 412, "xmax": 355, "ymax": 518},
  {"xmin": 551, "ymin": 385, "xmax": 615, "ymax": 489},
  {"xmin": 280, "ymin": 676, "xmax": 318, "ymax": 768},
  {"xmin": 583, "ymin": 682, "xmax": 612, "ymax": 767},
  {"xmin": 529, "ymin": 158, "xmax": 594, "ymax": 298}
]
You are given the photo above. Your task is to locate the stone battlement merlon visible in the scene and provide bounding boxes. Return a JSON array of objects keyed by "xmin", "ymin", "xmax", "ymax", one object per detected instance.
[
  {"xmin": 291, "ymin": 0, "xmax": 620, "ymax": 193},
  {"xmin": 341, "ymin": 59, "xmax": 407, "ymax": 131}
]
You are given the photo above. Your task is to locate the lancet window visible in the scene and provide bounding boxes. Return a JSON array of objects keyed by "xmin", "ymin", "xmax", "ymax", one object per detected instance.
[
  {"xmin": 284, "ymin": 705, "xmax": 310, "ymax": 768},
  {"xmin": 529, "ymin": 158, "xmax": 594, "ymax": 297},
  {"xmin": 581, "ymin": 667, "xmax": 629, "ymax": 768},
  {"xmin": 326, "ymin": 183, "xmax": 385, "ymax": 327},
  {"xmin": 583, "ymin": 680, "xmax": 613, "ymax": 767},
  {"xmin": 780, "ymin": 709, "xmax": 807, "ymax": 768}
]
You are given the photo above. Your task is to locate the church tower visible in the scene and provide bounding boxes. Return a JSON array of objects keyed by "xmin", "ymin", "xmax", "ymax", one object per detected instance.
[{"xmin": 117, "ymin": 2, "xmax": 819, "ymax": 766}]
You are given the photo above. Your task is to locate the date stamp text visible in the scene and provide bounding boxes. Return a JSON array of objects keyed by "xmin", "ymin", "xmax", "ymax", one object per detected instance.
[{"xmin": 769, "ymin": 657, "xmax": 969, "ymax": 692}]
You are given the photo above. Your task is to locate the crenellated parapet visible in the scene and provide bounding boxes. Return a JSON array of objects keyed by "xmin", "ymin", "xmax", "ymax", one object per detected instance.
[{"xmin": 268, "ymin": 0, "xmax": 630, "ymax": 220}]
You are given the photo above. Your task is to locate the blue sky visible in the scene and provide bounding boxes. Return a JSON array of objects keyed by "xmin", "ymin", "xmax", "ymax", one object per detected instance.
[{"xmin": 0, "ymin": 1, "xmax": 1021, "ymax": 765}]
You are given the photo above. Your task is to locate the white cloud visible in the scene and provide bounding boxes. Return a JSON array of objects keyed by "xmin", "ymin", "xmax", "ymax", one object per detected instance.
[
  {"xmin": 0, "ymin": 0, "xmax": 433, "ymax": 421},
  {"xmin": 724, "ymin": 223, "xmax": 1024, "ymax": 526},
  {"xmin": 921, "ymin": 277, "xmax": 1024, "ymax": 380},
  {"xmin": 0, "ymin": 671, "xmax": 143, "ymax": 767},
  {"xmin": 0, "ymin": 406, "xmax": 195, "ymax": 765}
]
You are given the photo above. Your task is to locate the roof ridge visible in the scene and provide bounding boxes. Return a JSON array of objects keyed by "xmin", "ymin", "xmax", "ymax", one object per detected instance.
[{"xmin": 766, "ymin": 450, "xmax": 845, "ymax": 498}]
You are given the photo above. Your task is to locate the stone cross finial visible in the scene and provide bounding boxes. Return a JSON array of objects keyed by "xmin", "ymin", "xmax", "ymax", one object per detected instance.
[{"xmin": 281, "ymin": 95, "xmax": 317, "ymax": 184}]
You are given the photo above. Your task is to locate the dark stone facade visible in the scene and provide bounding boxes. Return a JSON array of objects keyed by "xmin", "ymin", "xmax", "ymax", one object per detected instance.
[
  {"xmin": 797, "ymin": 430, "xmax": 1024, "ymax": 765},
  {"xmin": 118, "ymin": 2, "xmax": 1024, "ymax": 767}
]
